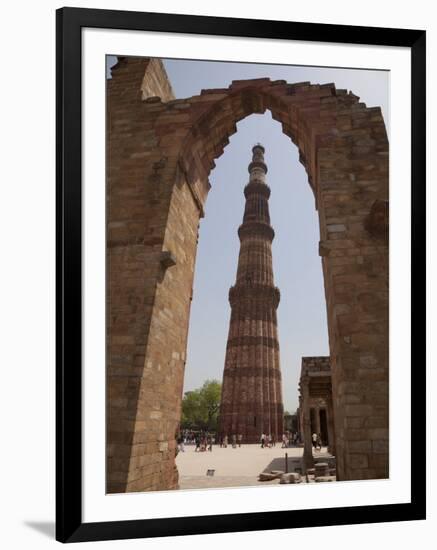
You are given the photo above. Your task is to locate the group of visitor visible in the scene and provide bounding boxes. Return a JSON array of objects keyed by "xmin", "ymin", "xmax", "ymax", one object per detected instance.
[
  {"xmin": 260, "ymin": 433, "xmax": 277, "ymax": 448},
  {"xmin": 176, "ymin": 430, "xmax": 307, "ymax": 452},
  {"xmin": 176, "ymin": 430, "xmax": 215, "ymax": 452},
  {"xmin": 218, "ymin": 434, "xmax": 243, "ymax": 448},
  {"xmin": 194, "ymin": 433, "xmax": 213, "ymax": 452},
  {"xmin": 281, "ymin": 431, "xmax": 301, "ymax": 447}
]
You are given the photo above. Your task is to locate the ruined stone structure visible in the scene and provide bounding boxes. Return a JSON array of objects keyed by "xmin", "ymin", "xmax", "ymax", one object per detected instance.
[
  {"xmin": 218, "ymin": 145, "xmax": 283, "ymax": 443},
  {"xmin": 107, "ymin": 56, "xmax": 389, "ymax": 493},
  {"xmin": 299, "ymin": 357, "xmax": 335, "ymax": 471}
]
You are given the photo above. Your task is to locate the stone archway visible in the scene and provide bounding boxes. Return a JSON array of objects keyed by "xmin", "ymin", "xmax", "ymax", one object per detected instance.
[{"xmin": 107, "ymin": 57, "xmax": 389, "ymax": 493}]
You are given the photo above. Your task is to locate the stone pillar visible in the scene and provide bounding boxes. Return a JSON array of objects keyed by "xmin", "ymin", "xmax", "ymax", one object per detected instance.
[
  {"xmin": 326, "ymin": 397, "xmax": 336, "ymax": 456},
  {"xmin": 298, "ymin": 398, "xmax": 304, "ymax": 443},
  {"xmin": 317, "ymin": 120, "xmax": 389, "ymax": 481},
  {"xmin": 106, "ymin": 57, "xmax": 203, "ymax": 493},
  {"xmin": 296, "ymin": 406, "xmax": 301, "ymax": 437},
  {"xmin": 301, "ymin": 377, "xmax": 314, "ymax": 472},
  {"xmin": 314, "ymin": 405, "xmax": 321, "ymax": 436}
]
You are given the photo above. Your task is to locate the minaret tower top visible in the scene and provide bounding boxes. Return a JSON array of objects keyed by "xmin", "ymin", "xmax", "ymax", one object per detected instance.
[{"xmin": 248, "ymin": 143, "xmax": 268, "ymax": 178}]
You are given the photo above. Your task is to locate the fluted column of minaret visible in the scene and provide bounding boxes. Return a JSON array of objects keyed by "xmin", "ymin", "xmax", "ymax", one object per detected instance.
[{"xmin": 219, "ymin": 144, "xmax": 284, "ymax": 443}]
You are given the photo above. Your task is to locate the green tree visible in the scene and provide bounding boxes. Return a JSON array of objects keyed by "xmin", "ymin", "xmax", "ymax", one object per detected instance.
[
  {"xmin": 181, "ymin": 379, "xmax": 221, "ymax": 431},
  {"xmin": 200, "ymin": 379, "xmax": 221, "ymax": 430},
  {"xmin": 181, "ymin": 390, "xmax": 203, "ymax": 429}
]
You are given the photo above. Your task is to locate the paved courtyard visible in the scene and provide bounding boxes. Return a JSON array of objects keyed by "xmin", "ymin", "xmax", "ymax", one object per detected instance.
[{"xmin": 176, "ymin": 443, "xmax": 331, "ymax": 489}]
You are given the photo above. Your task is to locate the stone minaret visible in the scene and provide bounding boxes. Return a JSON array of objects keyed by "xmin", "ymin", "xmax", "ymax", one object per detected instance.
[{"xmin": 218, "ymin": 144, "xmax": 284, "ymax": 443}]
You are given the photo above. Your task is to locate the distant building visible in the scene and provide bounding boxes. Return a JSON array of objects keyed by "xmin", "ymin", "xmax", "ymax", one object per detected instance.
[{"xmin": 299, "ymin": 356, "xmax": 335, "ymax": 469}]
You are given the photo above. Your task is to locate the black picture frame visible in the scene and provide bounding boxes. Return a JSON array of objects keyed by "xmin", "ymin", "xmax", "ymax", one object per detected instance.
[{"xmin": 56, "ymin": 6, "xmax": 426, "ymax": 543}]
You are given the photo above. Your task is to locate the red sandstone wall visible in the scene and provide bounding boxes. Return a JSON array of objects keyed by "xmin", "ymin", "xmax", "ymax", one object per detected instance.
[{"xmin": 107, "ymin": 57, "xmax": 389, "ymax": 491}]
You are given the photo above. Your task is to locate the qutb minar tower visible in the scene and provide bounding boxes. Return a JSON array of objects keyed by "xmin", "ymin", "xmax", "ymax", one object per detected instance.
[{"xmin": 219, "ymin": 144, "xmax": 284, "ymax": 443}]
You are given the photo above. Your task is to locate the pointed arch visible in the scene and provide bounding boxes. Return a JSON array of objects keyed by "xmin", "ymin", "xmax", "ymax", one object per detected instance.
[{"xmin": 107, "ymin": 59, "xmax": 389, "ymax": 493}]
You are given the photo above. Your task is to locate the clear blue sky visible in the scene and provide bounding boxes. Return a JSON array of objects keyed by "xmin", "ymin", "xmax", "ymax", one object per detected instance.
[{"xmin": 107, "ymin": 56, "xmax": 388, "ymax": 412}]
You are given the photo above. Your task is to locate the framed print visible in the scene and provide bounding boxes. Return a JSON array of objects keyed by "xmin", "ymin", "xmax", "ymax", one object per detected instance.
[{"xmin": 56, "ymin": 7, "xmax": 426, "ymax": 543}]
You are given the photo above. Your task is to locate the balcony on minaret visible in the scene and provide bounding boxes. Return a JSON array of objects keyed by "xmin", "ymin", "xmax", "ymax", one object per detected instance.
[
  {"xmin": 218, "ymin": 144, "xmax": 284, "ymax": 443},
  {"xmin": 248, "ymin": 143, "xmax": 268, "ymax": 182}
]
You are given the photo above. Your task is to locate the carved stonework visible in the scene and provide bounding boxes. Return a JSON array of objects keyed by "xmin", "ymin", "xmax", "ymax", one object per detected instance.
[
  {"xmin": 107, "ymin": 58, "xmax": 389, "ymax": 491},
  {"xmin": 218, "ymin": 145, "xmax": 284, "ymax": 443}
]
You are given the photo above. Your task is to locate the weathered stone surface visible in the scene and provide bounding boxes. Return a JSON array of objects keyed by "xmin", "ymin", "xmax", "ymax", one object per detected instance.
[
  {"xmin": 106, "ymin": 56, "xmax": 389, "ymax": 492},
  {"xmin": 315, "ymin": 462, "xmax": 330, "ymax": 477},
  {"xmin": 280, "ymin": 472, "xmax": 301, "ymax": 484},
  {"xmin": 259, "ymin": 472, "xmax": 277, "ymax": 481},
  {"xmin": 364, "ymin": 199, "xmax": 389, "ymax": 241},
  {"xmin": 315, "ymin": 476, "xmax": 336, "ymax": 482}
]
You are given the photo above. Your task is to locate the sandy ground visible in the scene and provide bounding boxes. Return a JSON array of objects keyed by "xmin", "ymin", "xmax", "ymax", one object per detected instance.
[{"xmin": 176, "ymin": 443, "xmax": 330, "ymax": 489}]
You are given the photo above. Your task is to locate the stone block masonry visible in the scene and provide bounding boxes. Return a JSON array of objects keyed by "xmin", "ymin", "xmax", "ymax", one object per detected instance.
[{"xmin": 106, "ymin": 56, "xmax": 389, "ymax": 492}]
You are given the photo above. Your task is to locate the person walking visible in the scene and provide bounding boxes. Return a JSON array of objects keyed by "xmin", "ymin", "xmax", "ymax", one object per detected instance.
[
  {"xmin": 261, "ymin": 433, "xmax": 266, "ymax": 448},
  {"xmin": 312, "ymin": 432, "xmax": 318, "ymax": 450},
  {"xmin": 232, "ymin": 434, "xmax": 237, "ymax": 448},
  {"xmin": 316, "ymin": 433, "xmax": 322, "ymax": 451},
  {"xmin": 237, "ymin": 434, "xmax": 242, "ymax": 447},
  {"xmin": 195, "ymin": 433, "xmax": 201, "ymax": 452},
  {"xmin": 223, "ymin": 434, "xmax": 228, "ymax": 448}
]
